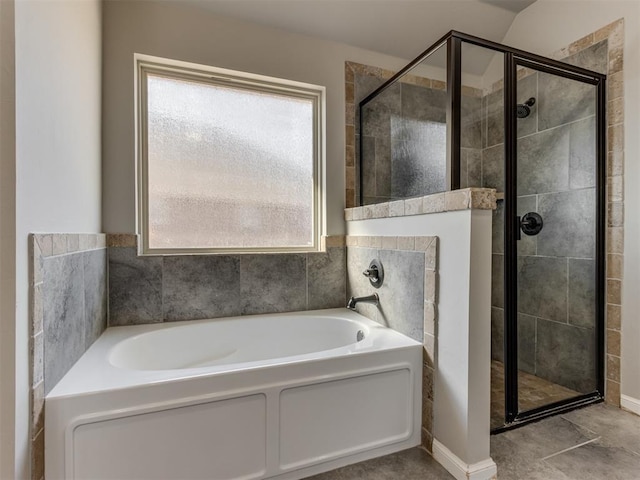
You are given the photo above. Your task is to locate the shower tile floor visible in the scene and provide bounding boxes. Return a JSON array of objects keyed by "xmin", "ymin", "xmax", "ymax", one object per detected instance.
[
  {"xmin": 491, "ymin": 360, "xmax": 579, "ymax": 429},
  {"xmin": 308, "ymin": 403, "xmax": 640, "ymax": 479}
]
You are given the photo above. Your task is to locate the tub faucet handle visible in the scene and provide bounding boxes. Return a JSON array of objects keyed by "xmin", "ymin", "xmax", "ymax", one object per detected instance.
[
  {"xmin": 362, "ymin": 266, "xmax": 379, "ymax": 281},
  {"xmin": 362, "ymin": 259, "xmax": 384, "ymax": 288}
]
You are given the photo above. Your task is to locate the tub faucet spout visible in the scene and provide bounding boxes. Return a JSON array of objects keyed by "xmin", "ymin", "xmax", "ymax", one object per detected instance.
[{"xmin": 347, "ymin": 293, "xmax": 379, "ymax": 310}]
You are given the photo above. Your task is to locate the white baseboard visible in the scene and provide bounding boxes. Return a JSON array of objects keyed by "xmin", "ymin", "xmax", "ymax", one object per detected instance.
[
  {"xmin": 621, "ymin": 395, "xmax": 640, "ymax": 416},
  {"xmin": 432, "ymin": 439, "xmax": 497, "ymax": 480}
]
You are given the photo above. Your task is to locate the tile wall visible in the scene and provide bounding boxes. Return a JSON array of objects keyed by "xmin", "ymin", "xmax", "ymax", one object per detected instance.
[
  {"xmin": 29, "ymin": 233, "xmax": 107, "ymax": 480},
  {"xmin": 346, "ymin": 61, "xmax": 483, "ymax": 206},
  {"xmin": 487, "ymin": 20, "xmax": 625, "ymax": 403},
  {"xmin": 107, "ymin": 235, "xmax": 346, "ymax": 325}
]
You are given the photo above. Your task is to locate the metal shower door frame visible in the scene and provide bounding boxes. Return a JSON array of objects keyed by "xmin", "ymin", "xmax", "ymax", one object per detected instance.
[{"xmin": 500, "ymin": 53, "xmax": 607, "ymax": 430}]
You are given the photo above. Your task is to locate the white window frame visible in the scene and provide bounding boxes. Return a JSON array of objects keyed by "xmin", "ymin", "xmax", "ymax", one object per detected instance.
[{"xmin": 134, "ymin": 54, "xmax": 326, "ymax": 255}]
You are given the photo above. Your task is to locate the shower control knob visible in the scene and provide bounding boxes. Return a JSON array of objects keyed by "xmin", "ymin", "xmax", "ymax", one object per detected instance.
[
  {"xmin": 363, "ymin": 259, "xmax": 384, "ymax": 288},
  {"xmin": 519, "ymin": 212, "xmax": 543, "ymax": 237}
]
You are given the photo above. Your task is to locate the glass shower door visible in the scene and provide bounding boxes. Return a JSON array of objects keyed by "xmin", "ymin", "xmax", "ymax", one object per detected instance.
[{"xmin": 505, "ymin": 58, "xmax": 604, "ymax": 420}]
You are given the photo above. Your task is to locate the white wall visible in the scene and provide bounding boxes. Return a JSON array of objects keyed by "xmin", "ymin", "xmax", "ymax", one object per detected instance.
[
  {"xmin": 503, "ymin": 0, "xmax": 640, "ymax": 402},
  {"xmin": 347, "ymin": 210, "xmax": 495, "ymax": 472},
  {"xmin": 102, "ymin": 0, "xmax": 412, "ymax": 237},
  {"xmin": 6, "ymin": 1, "xmax": 103, "ymax": 477}
]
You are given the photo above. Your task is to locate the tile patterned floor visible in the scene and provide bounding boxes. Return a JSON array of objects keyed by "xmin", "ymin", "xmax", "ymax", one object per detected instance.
[
  {"xmin": 491, "ymin": 360, "xmax": 579, "ymax": 429},
  {"xmin": 305, "ymin": 447, "xmax": 453, "ymax": 480},
  {"xmin": 491, "ymin": 403, "xmax": 640, "ymax": 479},
  {"xmin": 307, "ymin": 404, "xmax": 640, "ymax": 479}
]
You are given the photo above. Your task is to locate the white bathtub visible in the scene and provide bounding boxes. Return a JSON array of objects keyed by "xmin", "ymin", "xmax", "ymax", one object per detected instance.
[{"xmin": 45, "ymin": 308, "xmax": 422, "ymax": 480}]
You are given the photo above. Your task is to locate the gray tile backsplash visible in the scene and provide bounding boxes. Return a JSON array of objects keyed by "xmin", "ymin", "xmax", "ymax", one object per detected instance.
[
  {"xmin": 163, "ymin": 255, "xmax": 241, "ymax": 321},
  {"xmin": 83, "ymin": 249, "xmax": 108, "ymax": 348},
  {"xmin": 346, "ymin": 236, "xmax": 437, "ymax": 343},
  {"xmin": 108, "ymin": 244, "xmax": 346, "ymax": 325},
  {"xmin": 30, "ymin": 234, "xmax": 108, "ymax": 396},
  {"xmin": 108, "ymin": 246, "xmax": 163, "ymax": 325},
  {"xmin": 377, "ymin": 249, "xmax": 425, "ymax": 342},
  {"xmin": 240, "ymin": 254, "xmax": 308, "ymax": 315},
  {"xmin": 43, "ymin": 253, "xmax": 85, "ymax": 393}
]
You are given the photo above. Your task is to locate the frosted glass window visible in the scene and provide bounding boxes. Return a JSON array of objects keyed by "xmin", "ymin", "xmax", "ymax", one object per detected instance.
[{"xmin": 137, "ymin": 57, "xmax": 324, "ymax": 254}]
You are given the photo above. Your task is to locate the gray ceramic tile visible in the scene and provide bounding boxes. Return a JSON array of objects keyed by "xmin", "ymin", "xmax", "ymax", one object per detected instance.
[
  {"xmin": 83, "ymin": 249, "xmax": 107, "ymax": 348},
  {"xmin": 517, "ymin": 125, "xmax": 570, "ymax": 195},
  {"xmin": 537, "ymin": 189, "xmax": 596, "ymax": 258},
  {"xmin": 492, "ymin": 404, "xmax": 640, "ymax": 480},
  {"xmin": 482, "ymin": 143, "xmax": 504, "ymax": 191},
  {"xmin": 491, "ymin": 434, "xmax": 541, "ymax": 480},
  {"xmin": 492, "ymin": 254, "xmax": 504, "ymax": 308},
  {"xmin": 467, "ymin": 148, "xmax": 482, "ymax": 188},
  {"xmin": 517, "ymin": 194, "xmax": 537, "ymax": 256},
  {"xmin": 163, "ymin": 255, "xmax": 240, "ymax": 321},
  {"xmin": 391, "ymin": 119, "xmax": 447, "ymax": 198},
  {"xmin": 43, "ymin": 253, "xmax": 85, "ymax": 394},
  {"xmin": 561, "ymin": 40, "xmax": 609, "ymax": 74},
  {"xmin": 377, "ymin": 249, "xmax": 425, "ymax": 341},
  {"xmin": 562, "ymin": 404, "xmax": 640, "ymax": 456},
  {"xmin": 361, "ymin": 135, "xmax": 376, "ymax": 199},
  {"xmin": 354, "ymin": 73, "xmax": 386, "ymax": 104},
  {"xmin": 307, "ymin": 447, "xmax": 453, "ymax": 480},
  {"xmin": 516, "ymin": 72, "xmax": 538, "ymax": 139},
  {"xmin": 538, "ymin": 71, "xmax": 597, "ymax": 131},
  {"xmin": 544, "ymin": 441, "xmax": 640, "ymax": 480},
  {"xmin": 517, "ymin": 256, "xmax": 567, "ymax": 322},
  {"xmin": 568, "ymin": 259, "xmax": 596, "ymax": 328},
  {"xmin": 492, "ymin": 433, "xmax": 573, "ymax": 480},
  {"xmin": 518, "ymin": 313, "xmax": 536, "ymax": 374},
  {"xmin": 375, "ymin": 136, "xmax": 392, "ymax": 198},
  {"xmin": 502, "ymin": 415, "xmax": 598, "ymax": 460},
  {"xmin": 240, "ymin": 254, "xmax": 307, "ymax": 315},
  {"xmin": 361, "ymin": 83, "xmax": 401, "ymax": 138},
  {"xmin": 491, "ymin": 307, "xmax": 504, "ymax": 362},
  {"xmin": 346, "ymin": 246, "xmax": 379, "ymax": 321},
  {"xmin": 569, "ymin": 116, "xmax": 596, "ymax": 190},
  {"xmin": 401, "ymin": 83, "xmax": 446, "ymax": 124},
  {"xmin": 308, "ymin": 247, "xmax": 346, "ymax": 310},
  {"xmin": 536, "ymin": 319, "xmax": 597, "ymax": 392},
  {"xmin": 391, "ymin": 139, "xmax": 426, "ymax": 198},
  {"xmin": 461, "ymin": 94, "xmax": 482, "ymax": 148},
  {"xmin": 481, "ymin": 94, "xmax": 488, "ymax": 149},
  {"xmin": 485, "ymin": 88, "xmax": 504, "ymax": 148},
  {"xmin": 460, "ymin": 148, "xmax": 469, "ymax": 189},
  {"xmin": 492, "ymin": 200, "xmax": 504, "ymax": 254},
  {"xmin": 108, "ymin": 247, "xmax": 163, "ymax": 326}
]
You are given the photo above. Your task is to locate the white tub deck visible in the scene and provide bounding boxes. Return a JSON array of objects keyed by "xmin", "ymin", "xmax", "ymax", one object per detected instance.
[{"xmin": 46, "ymin": 308, "xmax": 423, "ymax": 480}]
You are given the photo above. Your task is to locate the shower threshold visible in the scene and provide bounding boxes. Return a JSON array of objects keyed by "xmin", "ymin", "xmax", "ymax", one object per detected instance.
[{"xmin": 490, "ymin": 360, "xmax": 598, "ymax": 431}]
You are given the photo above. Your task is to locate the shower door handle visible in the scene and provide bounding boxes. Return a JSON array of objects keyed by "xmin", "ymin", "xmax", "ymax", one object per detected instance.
[{"xmin": 517, "ymin": 212, "xmax": 543, "ymax": 240}]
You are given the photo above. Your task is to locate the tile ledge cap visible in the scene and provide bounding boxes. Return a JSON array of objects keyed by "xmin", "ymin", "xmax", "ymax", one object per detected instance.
[{"xmin": 345, "ymin": 188, "xmax": 497, "ymax": 221}]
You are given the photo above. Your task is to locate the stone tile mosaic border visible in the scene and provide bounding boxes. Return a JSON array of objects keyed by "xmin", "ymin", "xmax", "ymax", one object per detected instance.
[
  {"xmin": 106, "ymin": 234, "xmax": 346, "ymax": 250},
  {"xmin": 29, "ymin": 233, "xmax": 106, "ymax": 480},
  {"xmin": 346, "ymin": 235, "xmax": 438, "ymax": 451},
  {"xmin": 547, "ymin": 18, "xmax": 625, "ymax": 406},
  {"xmin": 345, "ymin": 188, "xmax": 497, "ymax": 221}
]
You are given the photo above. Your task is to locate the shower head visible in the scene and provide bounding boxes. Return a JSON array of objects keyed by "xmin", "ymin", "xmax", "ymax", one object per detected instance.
[{"xmin": 517, "ymin": 97, "xmax": 536, "ymax": 119}]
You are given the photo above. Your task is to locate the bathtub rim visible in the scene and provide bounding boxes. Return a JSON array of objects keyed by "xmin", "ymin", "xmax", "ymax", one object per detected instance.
[{"xmin": 46, "ymin": 308, "xmax": 422, "ymax": 400}]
